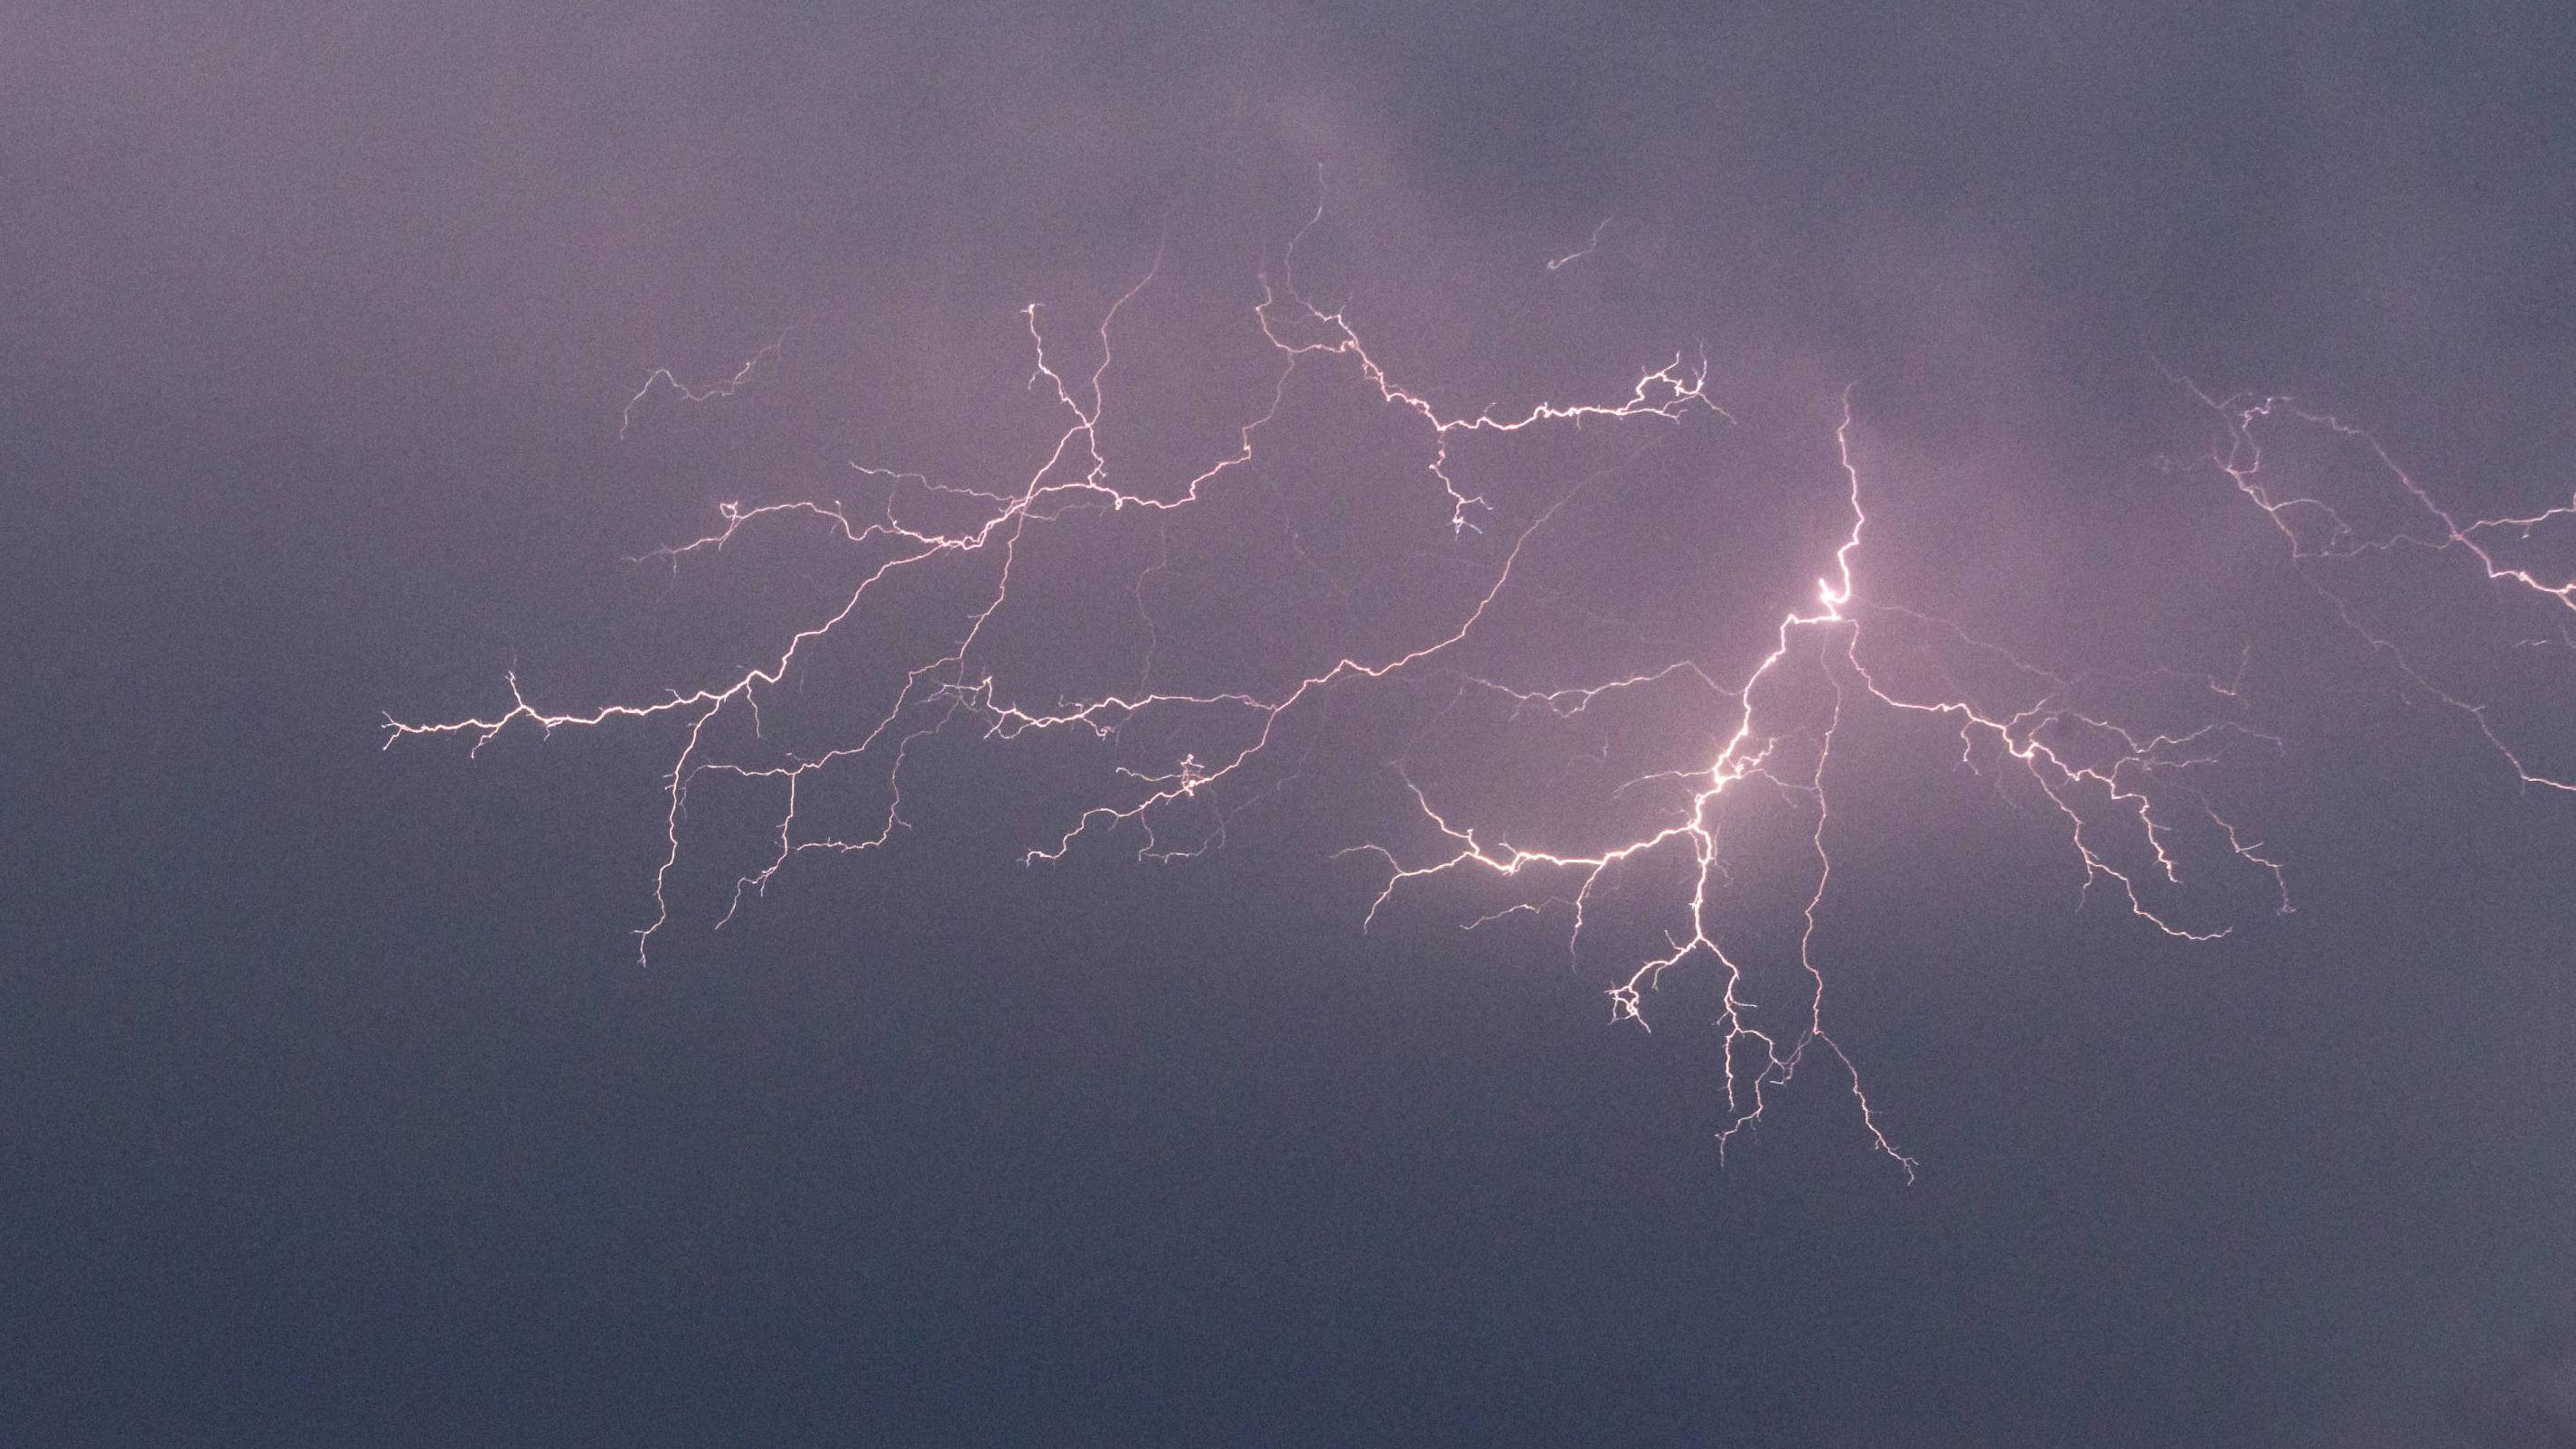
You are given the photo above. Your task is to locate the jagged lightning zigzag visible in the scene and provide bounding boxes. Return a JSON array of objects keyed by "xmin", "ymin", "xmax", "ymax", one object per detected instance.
[{"xmin": 388, "ymin": 202, "xmax": 2567, "ymax": 1175}]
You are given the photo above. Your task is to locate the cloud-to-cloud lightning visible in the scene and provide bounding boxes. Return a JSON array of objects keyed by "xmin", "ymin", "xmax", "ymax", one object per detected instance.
[
  {"xmin": 2187, "ymin": 381, "xmax": 2576, "ymax": 796},
  {"xmin": 388, "ymin": 197, "xmax": 2570, "ymax": 1177}
]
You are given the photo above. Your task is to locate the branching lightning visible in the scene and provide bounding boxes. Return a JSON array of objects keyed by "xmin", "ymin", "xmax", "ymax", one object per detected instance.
[
  {"xmin": 388, "ymin": 193, "xmax": 2571, "ymax": 1177},
  {"xmin": 2186, "ymin": 380, "xmax": 2576, "ymax": 795}
]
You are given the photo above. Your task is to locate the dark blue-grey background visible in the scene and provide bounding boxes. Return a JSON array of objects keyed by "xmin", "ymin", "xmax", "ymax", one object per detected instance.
[{"xmin": 8, "ymin": 3, "xmax": 2573, "ymax": 1444}]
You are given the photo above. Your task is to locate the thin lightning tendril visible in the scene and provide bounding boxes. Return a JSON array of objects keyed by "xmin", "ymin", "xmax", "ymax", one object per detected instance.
[
  {"xmin": 1545, "ymin": 216, "xmax": 1613, "ymax": 273},
  {"xmin": 388, "ymin": 204, "xmax": 2570, "ymax": 1175},
  {"xmin": 619, "ymin": 332, "xmax": 791, "ymax": 442},
  {"xmin": 2181, "ymin": 378, "xmax": 2576, "ymax": 796}
]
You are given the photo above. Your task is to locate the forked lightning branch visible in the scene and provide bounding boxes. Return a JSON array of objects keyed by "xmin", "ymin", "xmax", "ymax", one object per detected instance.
[{"xmin": 390, "ymin": 199, "xmax": 2572, "ymax": 1174}]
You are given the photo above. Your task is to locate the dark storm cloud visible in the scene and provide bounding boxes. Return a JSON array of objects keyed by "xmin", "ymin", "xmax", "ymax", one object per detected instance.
[{"xmin": 6, "ymin": 3, "xmax": 2572, "ymax": 1445}]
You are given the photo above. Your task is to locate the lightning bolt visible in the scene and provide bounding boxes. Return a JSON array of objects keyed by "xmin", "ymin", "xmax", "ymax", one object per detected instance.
[
  {"xmin": 618, "ymin": 331, "xmax": 792, "ymax": 442},
  {"xmin": 1545, "ymin": 216, "xmax": 1613, "ymax": 273},
  {"xmin": 2181, "ymin": 377, "xmax": 2576, "ymax": 795},
  {"xmin": 388, "ymin": 192, "xmax": 2571, "ymax": 1177}
]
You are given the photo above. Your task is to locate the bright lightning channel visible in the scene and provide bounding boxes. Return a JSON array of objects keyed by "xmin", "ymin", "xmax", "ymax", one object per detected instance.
[{"xmin": 388, "ymin": 200, "xmax": 2570, "ymax": 1178}]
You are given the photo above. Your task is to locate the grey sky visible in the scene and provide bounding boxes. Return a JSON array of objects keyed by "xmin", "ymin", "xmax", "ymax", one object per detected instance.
[{"xmin": 7, "ymin": 3, "xmax": 2573, "ymax": 1444}]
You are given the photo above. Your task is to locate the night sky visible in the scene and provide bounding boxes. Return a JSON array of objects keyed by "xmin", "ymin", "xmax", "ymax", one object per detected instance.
[{"xmin": 9, "ymin": 3, "xmax": 2576, "ymax": 1444}]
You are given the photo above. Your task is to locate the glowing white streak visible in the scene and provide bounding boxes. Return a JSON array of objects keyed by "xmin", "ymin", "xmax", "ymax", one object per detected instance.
[{"xmin": 393, "ymin": 206, "xmax": 2566, "ymax": 1171}]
